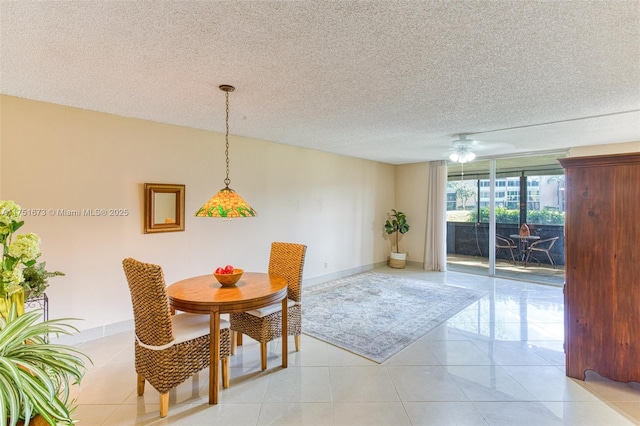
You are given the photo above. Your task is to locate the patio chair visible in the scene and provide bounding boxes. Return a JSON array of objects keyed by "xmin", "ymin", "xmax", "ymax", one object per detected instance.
[
  {"xmin": 122, "ymin": 258, "xmax": 231, "ymax": 418},
  {"xmin": 229, "ymin": 242, "xmax": 307, "ymax": 370},
  {"xmin": 496, "ymin": 234, "xmax": 517, "ymax": 264},
  {"xmin": 524, "ymin": 236, "xmax": 559, "ymax": 268}
]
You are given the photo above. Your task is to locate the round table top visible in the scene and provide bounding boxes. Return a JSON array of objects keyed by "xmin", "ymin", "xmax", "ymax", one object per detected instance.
[
  {"xmin": 509, "ymin": 234, "xmax": 541, "ymax": 240},
  {"xmin": 167, "ymin": 272, "xmax": 287, "ymax": 314}
]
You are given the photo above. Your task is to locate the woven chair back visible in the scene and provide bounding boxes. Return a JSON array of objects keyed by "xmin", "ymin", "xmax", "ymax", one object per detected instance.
[
  {"xmin": 268, "ymin": 242, "xmax": 307, "ymax": 302},
  {"xmin": 122, "ymin": 258, "xmax": 174, "ymax": 347}
]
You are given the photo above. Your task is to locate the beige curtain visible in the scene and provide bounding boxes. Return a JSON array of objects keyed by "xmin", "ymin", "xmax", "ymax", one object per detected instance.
[{"xmin": 424, "ymin": 160, "xmax": 448, "ymax": 271}]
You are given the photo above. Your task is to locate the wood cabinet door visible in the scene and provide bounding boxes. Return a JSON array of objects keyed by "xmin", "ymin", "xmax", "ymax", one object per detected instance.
[{"xmin": 560, "ymin": 153, "xmax": 640, "ymax": 383}]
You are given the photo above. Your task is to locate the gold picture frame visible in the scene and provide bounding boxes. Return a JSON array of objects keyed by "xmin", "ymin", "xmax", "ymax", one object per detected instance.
[{"xmin": 144, "ymin": 183, "xmax": 185, "ymax": 233}]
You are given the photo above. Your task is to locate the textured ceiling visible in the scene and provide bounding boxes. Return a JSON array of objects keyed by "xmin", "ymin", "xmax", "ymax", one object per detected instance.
[{"xmin": 1, "ymin": 1, "xmax": 639, "ymax": 165}]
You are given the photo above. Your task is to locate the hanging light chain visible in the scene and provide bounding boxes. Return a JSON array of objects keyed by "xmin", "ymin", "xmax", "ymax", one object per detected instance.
[{"xmin": 224, "ymin": 89, "xmax": 231, "ymax": 187}]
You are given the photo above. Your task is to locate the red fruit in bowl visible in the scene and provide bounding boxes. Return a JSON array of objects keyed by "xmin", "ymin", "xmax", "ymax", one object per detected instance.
[
  {"xmin": 215, "ymin": 267, "xmax": 225, "ymax": 274},
  {"xmin": 224, "ymin": 264, "xmax": 234, "ymax": 274}
]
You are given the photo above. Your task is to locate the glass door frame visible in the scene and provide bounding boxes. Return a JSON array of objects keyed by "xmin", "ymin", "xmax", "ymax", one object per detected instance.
[{"xmin": 488, "ymin": 159, "xmax": 497, "ymax": 275}]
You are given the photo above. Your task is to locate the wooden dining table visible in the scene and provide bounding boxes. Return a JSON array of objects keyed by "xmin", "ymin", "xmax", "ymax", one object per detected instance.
[{"xmin": 166, "ymin": 272, "xmax": 288, "ymax": 405}]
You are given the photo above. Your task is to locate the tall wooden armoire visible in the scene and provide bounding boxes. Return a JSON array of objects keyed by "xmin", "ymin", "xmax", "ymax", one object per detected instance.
[{"xmin": 559, "ymin": 153, "xmax": 640, "ymax": 383}]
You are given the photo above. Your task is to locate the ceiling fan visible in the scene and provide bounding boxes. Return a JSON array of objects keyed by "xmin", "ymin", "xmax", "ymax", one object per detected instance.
[
  {"xmin": 447, "ymin": 133, "xmax": 515, "ymax": 163},
  {"xmin": 449, "ymin": 134, "xmax": 477, "ymax": 163}
]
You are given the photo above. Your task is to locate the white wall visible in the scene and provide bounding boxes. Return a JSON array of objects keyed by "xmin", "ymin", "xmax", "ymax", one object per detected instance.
[{"xmin": 0, "ymin": 95, "xmax": 395, "ymax": 331}]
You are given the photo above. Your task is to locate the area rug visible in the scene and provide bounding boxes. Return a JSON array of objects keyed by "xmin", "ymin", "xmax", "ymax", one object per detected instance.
[{"xmin": 302, "ymin": 272, "xmax": 486, "ymax": 363}]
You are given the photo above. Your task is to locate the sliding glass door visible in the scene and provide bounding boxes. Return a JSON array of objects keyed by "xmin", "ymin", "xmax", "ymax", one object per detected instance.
[{"xmin": 446, "ymin": 153, "xmax": 566, "ymax": 286}]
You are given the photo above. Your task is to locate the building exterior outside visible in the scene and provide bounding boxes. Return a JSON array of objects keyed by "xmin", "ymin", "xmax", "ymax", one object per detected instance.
[{"xmin": 448, "ymin": 175, "xmax": 565, "ymax": 217}]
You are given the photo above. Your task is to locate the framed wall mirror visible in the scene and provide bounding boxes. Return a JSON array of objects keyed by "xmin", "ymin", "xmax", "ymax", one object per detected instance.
[{"xmin": 144, "ymin": 183, "xmax": 185, "ymax": 233}]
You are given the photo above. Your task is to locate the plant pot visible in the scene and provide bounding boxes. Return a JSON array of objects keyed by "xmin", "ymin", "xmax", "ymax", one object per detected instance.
[
  {"xmin": 388, "ymin": 252, "xmax": 407, "ymax": 269},
  {"xmin": 15, "ymin": 414, "xmax": 50, "ymax": 426},
  {"xmin": 0, "ymin": 285, "xmax": 24, "ymax": 322}
]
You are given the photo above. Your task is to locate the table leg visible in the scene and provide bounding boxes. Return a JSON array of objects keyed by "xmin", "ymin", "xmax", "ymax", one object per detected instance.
[
  {"xmin": 522, "ymin": 240, "xmax": 529, "ymax": 268},
  {"xmin": 281, "ymin": 298, "xmax": 288, "ymax": 368},
  {"xmin": 209, "ymin": 311, "xmax": 220, "ymax": 404},
  {"xmin": 518, "ymin": 240, "xmax": 528, "ymax": 265}
]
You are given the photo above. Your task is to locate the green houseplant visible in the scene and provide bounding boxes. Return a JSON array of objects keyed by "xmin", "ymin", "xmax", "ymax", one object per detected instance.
[
  {"xmin": 384, "ymin": 209, "xmax": 410, "ymax": 268},
  {"xmin": 0, "ymin": 305, "xmax": 90, "ymax": 426},
  {"xmin": 21, "ymin": 262, "xmax": 65, "ymax": 300}
]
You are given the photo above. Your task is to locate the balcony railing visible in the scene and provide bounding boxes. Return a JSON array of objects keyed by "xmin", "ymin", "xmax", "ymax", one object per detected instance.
[{"xmin": 446, "ymin": 222, "xmax": 565, "ymax": 266}]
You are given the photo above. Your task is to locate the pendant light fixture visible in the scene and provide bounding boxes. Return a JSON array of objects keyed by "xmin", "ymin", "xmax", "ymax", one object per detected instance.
[
  {"xmin": 195, "ymin": 85, "xmax": 257, "ymax": 218},
  {"xmin": 449, "ymin": 134, "xmax": 476, "ymax": 164}
]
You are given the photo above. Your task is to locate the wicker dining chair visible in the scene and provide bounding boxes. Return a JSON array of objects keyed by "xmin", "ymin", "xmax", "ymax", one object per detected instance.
[
  {"xmin": 229, "ymin": 242, "xmax": 307, "ymax": 370},
  {"xmin": 122, "ymin": 258, "xmax": 231, "ymax": 418}
]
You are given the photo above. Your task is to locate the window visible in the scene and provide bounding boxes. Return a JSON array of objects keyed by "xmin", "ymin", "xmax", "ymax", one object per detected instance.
[
  {"xmin": 526, "ymin": 175, "xmax": 565, "ymax": 225},
  {"xmin": 446, "ymin": 154, "xmax": 566, "ymax": 225}
]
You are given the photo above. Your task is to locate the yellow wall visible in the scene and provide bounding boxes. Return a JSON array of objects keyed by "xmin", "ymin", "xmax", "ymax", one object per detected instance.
[
  {"xmin": 3, "ymin": 93, "xmax": 637, "ymax": 333},
  {"xmin": 0, "ymin": 95, "xmax": 395, "ymax": 331},
  {"xmin": 394, "ymin": 162, "xmax": 430, "ymax": 264}
]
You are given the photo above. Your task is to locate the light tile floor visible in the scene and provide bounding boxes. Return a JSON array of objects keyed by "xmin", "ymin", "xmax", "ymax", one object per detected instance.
[{"xmin": 70, "ymin": 266, "xmax": 640, "ymax": 425}]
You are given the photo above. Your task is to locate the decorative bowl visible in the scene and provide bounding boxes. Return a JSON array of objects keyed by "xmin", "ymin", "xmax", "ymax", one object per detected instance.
[{"xmin": 213, "ymin": 268, "xmax": 243, "ymax": 287}]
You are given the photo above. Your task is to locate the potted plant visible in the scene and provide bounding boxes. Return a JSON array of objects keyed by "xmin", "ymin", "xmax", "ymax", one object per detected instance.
[
  {"xmin": 0, "ymin": 304, "xmax": 91, "ymax": 426},
  {"xmin": 1, "ymin": 200, "xmax": 41, "ymax": 321},
  {"xmin": 21, "ymin": 262, "xmax": 65, "ymax": 300},
  {"xmin": 384, "ymin": 209, "xmax": 410, "ymax": 268}
]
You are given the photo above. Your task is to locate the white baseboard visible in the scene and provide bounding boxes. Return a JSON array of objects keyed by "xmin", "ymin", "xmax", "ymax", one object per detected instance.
[
  {"xmin": 303, "ymin": 261, "xmax": 387, "ymax": 288},
  {"xmin": 51, "ymin": 318, "xmax": 135, "ymax": 346}
]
